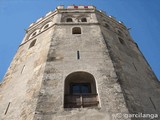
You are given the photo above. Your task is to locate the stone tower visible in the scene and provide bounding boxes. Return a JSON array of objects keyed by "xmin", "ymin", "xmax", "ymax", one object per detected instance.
[{"xmin": 0, "ymin": 5, "xmax": 160, "ymax": 120}]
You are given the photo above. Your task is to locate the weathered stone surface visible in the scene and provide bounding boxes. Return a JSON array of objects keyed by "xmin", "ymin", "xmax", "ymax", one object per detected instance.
[{"xmin": 0, "ymin": 5, "xmax": 160, "ymax": 120}]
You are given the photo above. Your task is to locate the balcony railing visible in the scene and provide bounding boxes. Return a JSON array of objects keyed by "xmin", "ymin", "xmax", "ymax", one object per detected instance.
[{"xmin": 64, "ymin": 94, "xmax": 99, "ymax": 108}]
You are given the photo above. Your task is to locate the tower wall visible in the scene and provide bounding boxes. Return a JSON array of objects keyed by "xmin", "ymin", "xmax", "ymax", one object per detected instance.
[
  {"xmin": 33, "ymin": 23, "xmax": 129, "ymax": 119},
  {"xmin": 96, "ymin": 11, "xmax": 160, "ymax": 115},
  {"xmin": 0, "ymin": 5, "xmax": 160, "ymax": 120},
  {"xmin": 0, "ymin": 12, "xmax": 58, "ymax": 119}
]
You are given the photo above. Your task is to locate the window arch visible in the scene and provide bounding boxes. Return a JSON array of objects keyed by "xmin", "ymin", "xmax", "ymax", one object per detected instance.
[
  {"xmin": 66, "ymin": 18, "xmax": 73, "ymax": 22},
  {"xmin": 29, "ymin": 39, "xmax": 36, "ymax": 49},
  {"xmin": 81, "ymin": 18, "xmax": 87, "ymax": 22},
  {"xmin": 41, "ymin": 22, "xmax": 52, "ymax": 32},
  {"xmin": 44, "ymin": 24, "xmax": 49, "ymax": 29},
  {"xmin": 72, "ymin": 27, "xmax": 81, "ymax": 34},
  {"xmin": 32, "ymin": 31, "xmax": 37, "ymax": 37},
  {"xmin": 64, "ymin": 71, "xmax": 99, "ymax": 108},
  {"xmin": 28, "ymin": 29, "xmax": 39, "ymax": 39}
]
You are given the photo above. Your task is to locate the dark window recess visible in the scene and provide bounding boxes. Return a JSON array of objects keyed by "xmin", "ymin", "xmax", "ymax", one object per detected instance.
[
  {"xmin": 72, "ymin": 27, "xmax": 81, "ymax": 34},
  {"xmin": 66, "ymin": 18, "xmax": 73, "ymax": 22},
  {"xmin": 105, "ymin": 23, "xmax": 110, "ymax": 29},
  {"xmin": 81, "ymin": 18, "xmax": 87, "ymax": 22},
  {"xmin": 32, "ymin": 32, "xmax": 37, "ymax": 37},
  {"xmin": 44, "ymin": 24, "xmax": 49, "ymax": 29},
  {"xmin": 64, "ymin": 72, "xmax": 99, "ymax": 108},
  {"xmin": 29, "ymin": 39, "xmax": 36, "ymax": 49},
  {"xmin": 4, "ymin": 102, "xmax": 11, "ymax": 115},
  {"xmin": 77, "ymin": 51, "xmax": 80, "ymax": 59},
  {"xmin": 132, "ymin": 63, "xmax": 137, "ymax": 71},
  {"xmin": 149, "ymin": 97, "xmax": 156, "ymax": 110},
  {"xmin": 70, "ymin": 83, "xmax": 91, "ymax": 94},
  {"xmin": 21, "ymin": 65, "xmax": 25, "ymax": 74},
  {"xmin": 118, "ymin": 38, "xmax": 125, "ymax": 45}
]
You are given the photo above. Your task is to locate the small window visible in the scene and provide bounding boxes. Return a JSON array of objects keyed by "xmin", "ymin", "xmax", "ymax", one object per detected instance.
[
  {"xmin": 29, "ymin": 39, "xmax": 36, "ymax": 49},
  {"xmin": 72, "ymin": 27, "xmax": 81, "ymax": 34},
  {"xmin": 41, "ymin": 22, "xmax": 52, "ymax": 32},
  {"xmin": 105, "ymin": 23, "xmax": 110, "ymax": 29},
  {"xmin": 32, "ymin": 32, "xmax": 37, "ymax": 37},
  {"xmin": 119, "ymin": 38, "xmax": 125, "ymax": 45},
  {"xmin": 66, "ymin": 18, "xmax": 73, "ymax": 22},
  {"xmin": 81, "ymin": 18, "xmax": 87, "ymax": 22},
  {"xmin": 44, "ymin": 24, "xmax": 49, "ymax": 29}
]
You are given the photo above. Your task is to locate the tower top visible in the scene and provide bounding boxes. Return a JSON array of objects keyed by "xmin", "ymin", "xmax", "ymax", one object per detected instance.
[
  {"xmin": 27, "ymin": 5, "xmax": 125, "ymax": 33},
  {"xmin": 56, "ymin": 5, "xmax": 96, "ymax": 9}
]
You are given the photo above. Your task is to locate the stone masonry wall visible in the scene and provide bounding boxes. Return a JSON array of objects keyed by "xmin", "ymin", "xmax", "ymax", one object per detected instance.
[
  {"xmin": 96, "ymin": 11, "xmax": 160, "ymax": 120},
  {"xmin": 0, "ymin": 22, "xmax": 54, "ymax": 120},
  {"xmin": 33, "ymin": 21, "xmax": 130, "ymax": 120}
]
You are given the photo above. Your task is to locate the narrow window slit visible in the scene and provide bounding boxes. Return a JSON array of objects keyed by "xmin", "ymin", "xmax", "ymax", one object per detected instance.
[
  {"xmin": 132, "ymin": 62, "xmax": 137, "ymax": 71},
  {"xmin": 118, "ymin": 37, "xmax": 125, "ymax": 45},
  {"xmin": 4, "ymin": 102, "xmax": 11, "ymax": 115},
  {"xmin": 77, "ymin": 51, "xmax": 80, "ymax": 59},
  {"xmin": 149, "ymin": 97, "xmax": 156, "ymax": 110},
  {"xmin": 21, "ymin": 65, "xmax": 25, "ymax": 74}
]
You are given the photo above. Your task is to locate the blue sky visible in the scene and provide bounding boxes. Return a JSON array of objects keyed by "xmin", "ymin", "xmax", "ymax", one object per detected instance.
[{"xmin": 0, "ymin": 0, "xmax": 160, "ymax": 81}]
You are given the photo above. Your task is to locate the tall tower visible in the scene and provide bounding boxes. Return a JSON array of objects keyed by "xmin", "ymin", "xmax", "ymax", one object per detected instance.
[{"xmin": 0, "ymin": 5, "xmax": 160, "ymax": 120}]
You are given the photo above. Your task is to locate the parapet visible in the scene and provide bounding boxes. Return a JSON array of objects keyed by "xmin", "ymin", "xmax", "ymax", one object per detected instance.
[
  {"xmin": 57, "ymin": 5, "xmax": 96, "ymax": 10},
  {"xmin": 27, "ymin": 5, "xmax": 126, "ymax": 31}
]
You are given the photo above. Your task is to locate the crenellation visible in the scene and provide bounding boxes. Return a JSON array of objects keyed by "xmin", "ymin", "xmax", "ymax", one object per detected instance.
[{"xmin": 0, "ymin": 5, "xmax": 160, "ymax": 120}]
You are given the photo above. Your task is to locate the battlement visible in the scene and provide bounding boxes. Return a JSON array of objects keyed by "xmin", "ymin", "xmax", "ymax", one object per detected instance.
[
  {"xmin": 1, "ymin": 5, "xmax": 160, "ymax": 120},
  {"xmin": 27, "ymin": 5, "xmax": 126, "ymax": 34},
  {"xmin": 57, "ymin": 5, "xmax": 95, "ymax": 9}
]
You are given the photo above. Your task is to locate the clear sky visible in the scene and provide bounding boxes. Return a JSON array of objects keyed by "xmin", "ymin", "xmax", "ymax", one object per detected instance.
[{"xmin": 0, "ymin": 0, "xmax": 160, "ymax": 81}]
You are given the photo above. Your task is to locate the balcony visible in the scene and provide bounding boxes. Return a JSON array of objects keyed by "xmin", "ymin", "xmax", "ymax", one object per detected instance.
[{"xmin": 64, "ymin": 94, "xmax": 99, "ymax": 108}]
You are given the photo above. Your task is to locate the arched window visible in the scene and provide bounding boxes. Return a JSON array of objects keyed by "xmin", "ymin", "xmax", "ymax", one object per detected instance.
[
  {"xmin": 41, "ymin": 22, "xmax": 52, "ymax": 32},
  {"xmin": 64, "ymin": 71, "xmax": 99, "ymax": 108},
  {"xmin": 29, "ymin": 39, "xmax": 36, "ymax": 49},
  {"xmin": 44, "ymin": 24, "xmax": 49, "ymax": 29},
  {"xmin": 72, "ymin": 27, "xmax": 81, "ymax": 34},
  {"xmin": 118, "ymin": 37, "xmax": 125, "ymax": 45},
  {"xmin": 66, "ymin": 18, "xmax": 73, "ymax": 22},
  {"xmin": 81, "ymin": 18, "xmax": 87, "ymax": 22},
  {"xmin": 32, "ymin": 31, "xmax": 37, "ymax": 37}
]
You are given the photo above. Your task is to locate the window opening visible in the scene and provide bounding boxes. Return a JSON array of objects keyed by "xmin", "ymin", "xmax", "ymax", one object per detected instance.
[
  {"xmin": 70, "ymin": 83, "xmax": 91, "ymax": 94},
  {"xmin": 29, "ymin": 39, "xmax": 36, "ymax": 49},
  {"xmin": 21, "ymin": 65, "xmax": 25, "ymax": 74},
  {"xmin": 72, "ymin": 27, "xmax": 81, "ymax": 34},
  {"xmin": 105, "ymin": 23, "xmax": 110, "ymax": 29},
  {"xmin": 32, "ymin": 32, "xmax": 37, "ymax": 37},
  {"xmin": 77, "ymin": 51, "xmax": 80, "ymax": 59},
  {"xmin": 118, "ymin": 38, "xmax": 125, "ymax": 45},
  {"xmin": 44, "ymin": 24, "xmax": 49, "ymax": 29},
  {"xmin": 81, "ymin": 18, "xmax": 87, "ymax": 22},
  {"xmin": 66, "ymin": 18, "xmax": 73, "ymax": 22},
  {"xmin": 132, "ymin": 63, "xmax": 137, "ymax": 71},
  {"xmin": 149, "ymin": 97, "xmax": 156, "ymax": 110},
  {"xmin": 4, "ymin": 102, "xmax": 11, "ymax": 115},
  {"xmin": 64, "ymin": 71, "xmax": 99, "ymax": 108}
]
